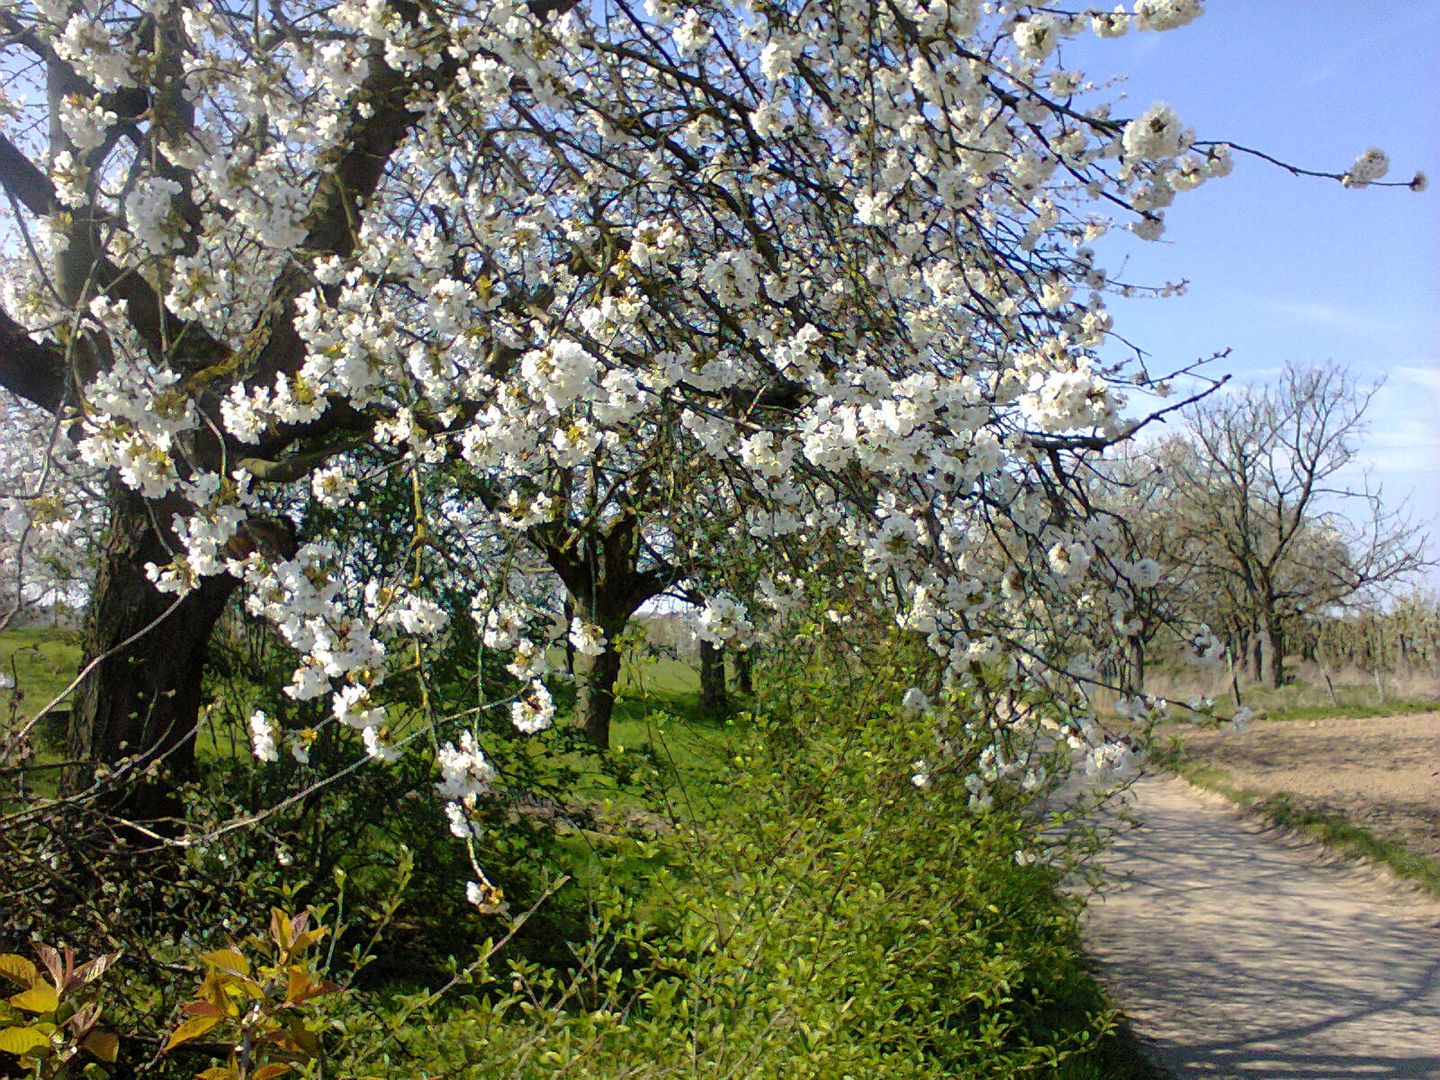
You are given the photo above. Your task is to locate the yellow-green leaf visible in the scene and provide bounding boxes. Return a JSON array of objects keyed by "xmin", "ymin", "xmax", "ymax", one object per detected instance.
[
  {"xmin": 252, "ymin": 1065, "xmax": 293, "ymax": 1080},
  {"xmin": 285, "ymin": 967, "xmax": 310, "ymax": 1005},
  {"xmin": 9, "ymin": 983, "xmax": 58, "ymax": 1014},
  {"xmin": 196, "ymin": 1067, "xmax": 237, "ymax": 1080},
  {"xmin": 269, "ymin": 909, "xmax": 292, "ymax": 951},
  {"xmin": 81, "ymin": 1030, "xmax": 119, "ymax": 1063},
  {"xmin": 0, "ymin": 1025, "xmax": 51, "ymax": 1055},
  {"xmin": 199, "ymin": 949, "xmax": 250, "ymax": 977},
  {"xmin": 289, "ymin": 928, "xmax": 325, "ymax": 954},
  {"xmin": 163, "ymin": 1014, "xmax": 220, "ymax": 1053},
  {"xmin": 0, "ymin": 956, "xmax": 37, "ymax": 989},
  {"xmin": 286, "ymin": 1019, "xmax": 320, "ymax": 1057}
]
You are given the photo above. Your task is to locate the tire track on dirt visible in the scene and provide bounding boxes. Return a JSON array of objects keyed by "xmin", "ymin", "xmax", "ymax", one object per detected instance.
[{"xmin": 1084, "ymin": 774, "xmax": 1440, "ymax": 1078}]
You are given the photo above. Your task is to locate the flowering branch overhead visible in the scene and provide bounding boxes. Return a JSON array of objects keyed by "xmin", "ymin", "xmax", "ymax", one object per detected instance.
[{"xmin": 0, "ymin": 0, "xmax": 1421, "ymax": 854}]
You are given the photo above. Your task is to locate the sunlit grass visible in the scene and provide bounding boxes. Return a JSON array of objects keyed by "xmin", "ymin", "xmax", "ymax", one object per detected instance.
[{"xmin": 0, "ymin": 626, "xmax": 82, "ymax": 723}]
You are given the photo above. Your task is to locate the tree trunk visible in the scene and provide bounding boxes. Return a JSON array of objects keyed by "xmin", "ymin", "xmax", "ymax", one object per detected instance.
[
  {"xmin": 699, "ymin": 640, "xmax": 728, "ymax": 717},
  {"xmin": 1260, "ymin": 620, "xmax": 1285, "ymax": 689},
  {"xmin": 573, "ymin": 642, "xmax": 623, "ymax": 750},
  {"xmin": 731, "ymin": 648, "xmax": 754, "ymax": 695},
  {"xmin": 535, "ymin": 512, "xmax": 674, "ymax": 750},
  {"xmin": 1121, "ymin": 636, "xmax": 1145, "ymax": 695},
  {"xmin": 1248, "ymin": 631, "xmax": 1264, "ymax": 683},
  {"xmin": 64, "ymin": 484, "xmax": 236, "ymax": 823}
]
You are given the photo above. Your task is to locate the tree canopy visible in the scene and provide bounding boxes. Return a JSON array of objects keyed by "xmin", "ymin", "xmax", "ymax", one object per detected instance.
[{"xmin": 0, "ymin": 0, "xmax": 1421, "ymax": 837}]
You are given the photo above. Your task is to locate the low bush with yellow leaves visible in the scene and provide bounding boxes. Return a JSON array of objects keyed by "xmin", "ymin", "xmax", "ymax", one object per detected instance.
[
  {"xmin": 0, "ymin": 945, "xmax": 120, "ymax": 1078},
  {"xmin": 162, "ymin": 908, "xmax": 341, "ymax": 1080}
]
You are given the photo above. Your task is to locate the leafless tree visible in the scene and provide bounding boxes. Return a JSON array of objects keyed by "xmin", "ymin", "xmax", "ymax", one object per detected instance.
[{"xmin": 1169, "ymin": 364, "xmax": 1429, "ymax": 687}]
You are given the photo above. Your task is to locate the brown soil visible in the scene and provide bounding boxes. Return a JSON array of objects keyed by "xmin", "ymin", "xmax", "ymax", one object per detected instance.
[{"xmin": 1174, "ymin": 711, "xmax": 1440, "ymax": 862}]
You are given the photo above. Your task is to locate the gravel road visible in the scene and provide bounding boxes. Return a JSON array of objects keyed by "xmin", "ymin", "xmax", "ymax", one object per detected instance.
[{"xmin": 1084, "ymin": 774, "xmax": 1440, "ymax": 1078}]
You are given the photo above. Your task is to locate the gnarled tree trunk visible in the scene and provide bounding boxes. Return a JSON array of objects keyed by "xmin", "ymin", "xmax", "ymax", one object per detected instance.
[
  {"xmin": 63, "ymin": 484, "xmax": 236, "ymax": 823},
  {"xmin": 573, "ymin": 638, "xmax": 624, "ymax": 750},
  {"xmin": 536, "ymin": 513, "xmax": 674, "ymax": 750},
  {"xmin": 1260, "ymin": 619, "xmax": 1286, "ymax": 689}
]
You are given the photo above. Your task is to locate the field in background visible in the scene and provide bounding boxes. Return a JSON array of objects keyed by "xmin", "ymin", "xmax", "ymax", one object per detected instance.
[
  {"xmin": 1159, "ymin": 710, "xmax": 1440, "ymax": 895},
  {"xmin": 1122, "ymin": 659, "xmax": 1440, "ymax": 723},
  {"xmin": 0, "ymin": 626, "xmax": 81, "ymax": 713}
]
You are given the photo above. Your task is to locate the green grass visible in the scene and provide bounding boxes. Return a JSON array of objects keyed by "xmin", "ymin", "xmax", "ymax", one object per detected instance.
[
  {"xmin": 0, "ymin": 626, "xmax": 82, "ymax": 716},
  {"xmin": 1263, "ymin": 699, "xmax": 1438, "ymax": 722},
  {"xmin": 1163, "ymin": 753, "xmax": 1440, "ymax": 899}
]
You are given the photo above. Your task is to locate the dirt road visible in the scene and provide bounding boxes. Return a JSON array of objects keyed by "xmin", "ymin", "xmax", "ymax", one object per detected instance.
[
  {"xmin": 1085, "ymin": 775, "xmax": 1440, "ymax": 1078},
  {"xmin": 1178, "ymin": 711, "xmax": 1440, "ymax": 862}
]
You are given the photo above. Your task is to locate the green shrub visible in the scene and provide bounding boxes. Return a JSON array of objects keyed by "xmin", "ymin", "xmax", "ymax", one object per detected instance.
[{"xmin": 329, "ymin": 688, "xmax": 1143, "ymax": 1077}]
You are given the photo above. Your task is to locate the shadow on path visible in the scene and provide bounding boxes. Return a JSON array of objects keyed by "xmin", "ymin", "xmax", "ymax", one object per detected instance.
[{"xmin": 1085, "ymin": 775, "xmax": 1440, "ymax": 1078}]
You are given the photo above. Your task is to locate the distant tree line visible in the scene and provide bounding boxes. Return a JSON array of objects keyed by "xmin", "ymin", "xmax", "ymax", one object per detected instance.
[{"xmin": 1098, "ymin": 363, "xmax": 1429, "ymax": 691}]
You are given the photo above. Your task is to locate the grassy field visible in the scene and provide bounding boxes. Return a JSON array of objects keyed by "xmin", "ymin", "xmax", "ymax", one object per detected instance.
[
  {"xmin": 0, "ymin": 626, "xmax": 81, "ymax": 713},
  {"xmin": 1112, "ymin": 653, "xmax": 1437, "ymax": 722}
]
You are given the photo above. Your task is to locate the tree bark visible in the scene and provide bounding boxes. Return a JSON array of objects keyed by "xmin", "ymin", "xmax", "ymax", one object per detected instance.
[
  {"xmin": 535, "ymin": 511, "xmax": 675, "ymax": 750},
  {"xmin": 731, "ymin": 648, "xmax": 754, "ymax": 696},
  {"xmin": 699, "ymin": 640, "xmax": 728, "ymax": 717},
  {"xmin": 1260, "ymin": 620, "xmax": 1285, "ymax": 689},
  {"xmin": 573, "ymin": 642, "xmax": 623, "ymax": 750},
  {"xmin": 63, "ymin": 483, "xmax": 236, "ymax": 823},
  {"xmin": 1124, "ymin": 636, "xmax": 1146, "ymax": 695}
]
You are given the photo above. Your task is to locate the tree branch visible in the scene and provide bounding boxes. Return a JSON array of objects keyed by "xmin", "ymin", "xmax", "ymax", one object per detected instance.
[{"xmin": 0, "ymin": 305, "xmax": 67, "ymax": 412}]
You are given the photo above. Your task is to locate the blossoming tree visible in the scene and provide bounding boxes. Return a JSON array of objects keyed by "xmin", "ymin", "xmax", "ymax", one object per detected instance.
[{"xmin": 0, "ymin": 0, "xmax": 1419, "ymax": 830}]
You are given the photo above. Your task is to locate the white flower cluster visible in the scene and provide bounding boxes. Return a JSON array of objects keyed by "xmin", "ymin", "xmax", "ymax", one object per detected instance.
[
  {"xmin": 696, "ymin": 595, "xmax": 755, "ymax": 647},
  {"xmin": 568, "ymin": 618, "xmax": 608, "ymax": 658},
  {"xmin": 1345, "ymin": 147, "xmax": 1389, "ymax": 188},
  {"xmin": 1122, "ymin": 102, "xmax": 1192, "ymax": 161},
  {"xmin": 54, "ymin": 14, "xmax": 134, "ymax": 91},
  {"xmin": 249, "ymin": 710, "xmax": 279, "ymax": 763},
  {"xmin": 510, "ymin": 679, "xmax": 556, "ymax": 734},
  {"xmin": 1131, "ymin": 0, "xmax": 1204, "ymax": 33},
  {"xmin": 436, "ymin": 731, "xmax": 498, "ymax": 802}
]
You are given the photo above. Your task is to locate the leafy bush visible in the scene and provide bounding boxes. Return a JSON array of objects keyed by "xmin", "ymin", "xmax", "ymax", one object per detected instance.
[{"xmin": 319, "ymin": 662, "xmax": 1145, "ymax": 1078}]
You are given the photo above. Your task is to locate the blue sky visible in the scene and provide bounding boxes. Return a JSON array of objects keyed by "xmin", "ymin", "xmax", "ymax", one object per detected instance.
[{"xmin": 1062, "ymin": 2, "xmax": 1439, "ymax": 574}]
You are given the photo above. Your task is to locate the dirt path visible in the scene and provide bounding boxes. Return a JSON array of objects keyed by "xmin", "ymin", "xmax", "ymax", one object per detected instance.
[
  {"xmin": 1176, "ymin": 711, "xmax": 1440, "ymax": 862},
  {"xmin": 1085, "ymin": 775, "xmax": 1440, "ymax": 1078}
]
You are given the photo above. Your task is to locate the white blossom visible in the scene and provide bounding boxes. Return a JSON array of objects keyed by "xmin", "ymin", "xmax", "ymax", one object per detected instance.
[
  {"xmin": 1345, "ymin": 147, "xmax": 1389, "ymax": 188},
  {"xmin": 249, "ymin": 710, "xmax": 279, "ymax": 763},
  {"xmin": 569, "ymin": 618, "xmax": 608, "ymax": 657}
]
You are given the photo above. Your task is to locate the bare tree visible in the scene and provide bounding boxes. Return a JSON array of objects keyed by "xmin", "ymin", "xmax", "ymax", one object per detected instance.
[{"xmin": 1170, "ymin": 364, "xmax": 1429, "ymax": 687}]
